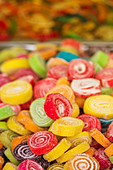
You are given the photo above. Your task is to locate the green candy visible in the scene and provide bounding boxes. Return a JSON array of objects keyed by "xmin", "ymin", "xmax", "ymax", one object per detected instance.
[
  {"xmin": 102, "ymin": 87, "xmax": 113, "ymax": 95},
  {"xmin": 30, "ymin": 98, "xmax": 54, "ymax": 127},
  {"xmin": 109, "ymin": 156, "xmax": 113, "ymax": 164},
  {"xmin": 93, "ymin": 62, "xmax": 103, "ymax": 73},
  {"xmin": 4, "ymin": 148, "xmax": 19, "ymax": 165},
  {"xmin": 90, "ymin": 50, "xmax": 109, "ymax": 68},
  {"xmin": 0, "ymin": 130, "xmax": 18, "ymax": 148},
  {"xmin": 0, "ymin": 105, "xmax": 15, "ymax": 120},
  {"xmin": 29, "ymin": 53, "xmax": 47, "ymax": 78},
  {"xmin": 0, "ymin": 121, "xmax": 8, "ymax": 132}
]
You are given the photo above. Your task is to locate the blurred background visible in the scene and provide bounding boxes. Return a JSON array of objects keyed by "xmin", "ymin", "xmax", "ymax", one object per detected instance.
[{"xmin": 0, "ymin": 0, "xmax": 113, "ymax": 42}]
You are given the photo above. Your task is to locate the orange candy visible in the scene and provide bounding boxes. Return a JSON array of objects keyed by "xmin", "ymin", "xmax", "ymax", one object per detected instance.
[
  {"xmin": 85, "ymin": 147, "xmax": 96, "ymax": 157},
  {"xmin": 75, "ymin": 96, "xmax": 86, "ymax": 108},
  {"xmin": 56, "ymin": 77, "xmax": 70, "ymax": 86},
  {"xmin": 0, "ymin": 141, "xmax": 3, "ymax": 150},
  {"xmin": 0, "ymin": 156, "xmax": 4, "ymax": 170},
  {"xmin": 11, "ymin": 135, "xmax": 31, "ymax": 152},
  {"xmin": 90, "ymin": 128, "xmax": 111, "ymax": 148},
  {"xmin": 16, "ymin": 110, "xmax": 45, "ymax": 132},
  {"xmin": 47, "ymin": 58, "xmax": 68, "ymax": 70},
  {"xmin": 45, "ymin": 84, "xmax": 75, "ymax": 103},
  {"xmin": 104, "ymin": 143, "xmax": 113, "ymax": 157}
]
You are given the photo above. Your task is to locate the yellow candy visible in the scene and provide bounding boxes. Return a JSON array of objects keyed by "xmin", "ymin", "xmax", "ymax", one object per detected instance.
[
  {"xmin": 56, "ymin": 141, "xmax": 90, "ymax": 163},
  {"xmin": 56, "ymin": 77, "xmax": 70, "ymax": 86},
  {"xmin": 7, "ymin": 116, "xmax": 32, "ymax": 136},
  {"xmin": 67, "ymin": 131, "xmax": 92, "ymax": 148},
  {"xmin": 45, "ymin": 84, "xmax": 75, "ymax": 103},
  {"xmin": 0, "ymin": 80, "xmax": 33, "ymax": 105},
  {"xmin": 1, "ymin": 58, "xmax": 30, "ymax": 75},
  {"xmin": 51, "ymin": 117, "xmax": 84, "ymax": 137},
  {"xmin": 44, "ymin": 138, "xmax": 71, "ymax": 162},
  {"xmin": 47, "ymin": 163, "xmax": 64, "ymax": 170},
  {"xmin": 72, "ymin": 102, "xmax": 80, "ymax": 118},
  {"xmin": 3, "ymin": 162, "xmax": 17, "ymax": 170},
  {"xmin": 84, "ymin": 95, "xmax": 113, "ymax": 119},
  {"xmin": 64, "ymin": 162, "xmax": 68, "ymax": 170}
]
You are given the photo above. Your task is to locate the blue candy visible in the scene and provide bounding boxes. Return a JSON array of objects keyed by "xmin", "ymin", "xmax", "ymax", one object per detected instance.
[
  {"xmin": 56, "ymin": 51, "xmax": 80, "ymax": 62},
  {"xmin": 99, "ymin": 118, "xmax": 113, "ymax": 128}
]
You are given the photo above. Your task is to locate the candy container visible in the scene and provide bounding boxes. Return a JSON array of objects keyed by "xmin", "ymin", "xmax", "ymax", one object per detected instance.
[
  {"xmin": 96, "ymin": 68, "xmax": 113, "ymax": 87},
  {"xmin": 18, "ymin": 159, "xmax": 44, "ymax": 170},
  {"xmin": 44, "ymin": 93, "xmax": 72, "ymax": 121},
  {"xmin": 66, "ymin": 153, "xmax": 100, "ymax": 170},
  {"xmin": 47, "ymin": 64, "xmax": 68, "ymax": 80},
  {"xmin": 30, "ymin": 98, "xmax": 54, "ymax": 127},
  {"xmin": 28, "ymin": 131, "xmax": 58, "ymax": 155},
  {"xmin": 56, "ymin": 141, "xmax": 90, "ymax": 163},
  {"xmin": 51, "ymin": 117, "xmax": 84, "ymax": 137},
  {"xmin": 34, "ymin": 78, "xmax": 56, "ymax": 99},
  {"xmin": 67, "ymin": 59, "xmax": 95, "ymax": 82},
  {"xmin": 56, "ymin": 51, "xmax": 80, "ymax": 62},
  {"xmin": 84, "ymin": 95, "xmax": 113, "ymax": 119},
  {"xmin": 0, "ymin": 58, "xmax": 30, "ymax": 75},
  {"xmin": 77, "ymin": 114, "xmax": 101, "ymax": 132},
  {"xmin": 0, "ymin": 80, "xmax": 33, "ymax": 105},
  {"xmin": 43, "ymin": 138, "xmax": 71, "ymax": 162},
  {"xmin": 71, "ymin": 78, "xmax": 101, "ymax": 97},
  {"xmin": 29, "ymin": 53, "xmax": 47, "ymax": 78}
]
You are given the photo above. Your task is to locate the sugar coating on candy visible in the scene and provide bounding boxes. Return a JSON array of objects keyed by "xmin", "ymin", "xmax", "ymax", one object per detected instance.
[
  {"xmin": 77, "ymin": 114, "xmax": 101, "ymax": 132},
  {"xmin": 18, "ymin": 75, "xmax": 35, "ymax": 86},
  {"xmin": 106, "ymin": 121, "xmax": 113, "ymax": 142},
  {"xmin": 12, "ymin": 142, "xmax": 40, "ymax": 162},
  {"xmin": 71, "ymin": 78, "xmax": 101, "ymax": 97},
  {"xmin": 47, "ymin": 163, "xmax": 64, "ymax": 170},
  {"xmin": 94, "ymin": 148, "xmax": 112, "ymax": 170},
  {"xmin": 44, "ymin": 93, "xmax": 72, "ymax": 121},
  {"xmin": 34, "ymin": 78, "xmax": 56, "ymax": 99},
  {"xmin": 61, "ymin": 39, "xmax": 81, "ymax": 52},
  {"xmin": 18, "ymin": 159, "xmax": 44, "ymax": 170},
  {"xmin": 47, "ymin": 64, "xmax": 68, "ymax": 80},
  {"xmin": 96, "ymin": 67, "xmax": 113, "ymax": 87},
  {"xmin": 67, "ymin": 59, "xmax": 95, "ymax": 82},
  {"xmin": 0, "ymin": 73, "xmax": 11, "ymax": 87},
  {"xmin": 67, "ymin": 153, "xmax": 100, "ymax": 170},
  {"xmin": 28, "ymin": 131, "xmax": 58, "ymax": 155}
]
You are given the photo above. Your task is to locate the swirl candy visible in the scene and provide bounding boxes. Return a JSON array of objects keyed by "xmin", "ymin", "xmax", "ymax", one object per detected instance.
[
  {"xmin": 67, "ymin": 59, "xmax": 95, "ymax": 82},
  {"xmin": 84, "ymin": 95, "xmax": 113, "ymax": 119},
  {"xmin": 18, "ymin": 159, "xmax": 44, "ymax": 170},
  {"xmin": 7, "ymin": 116, "xmax": 32, "ymax": 136},
  {"xmin": 28, "ymin": 131, "xmax": 58, "ymax": 155},
  {"xmin": 47, "ymin": 163, "xmax": 64, "ymax": 170},
  {"xmin": 34, "ymin": 78, "xmax": 56, "ymax": 99},
  {"xmin": 0, "ymin": 58, "xmax": 30, "ymax": 75},
  {"xmin": 71, "ymin": 78, "xmax": 101, "ymax": 98},
  {"xmin": 43, "ymin": 138, "xmax": 71, "ymax": 162},
  {"xmin": 0, "ymin": 73, "xmax": 11, "ymax": 87},
  {"xmin": 56, "ymin": 141, "xmax": 90, "ymax": 163},
  {"xmin": 45, "ymin": 84, "xmax": 75, "ymax": 103},
  {"xmin": 44, "ymin": 93, "xmax": 72, "ymax": 121},
  {"xmin": 106, "ymin": 121, "xmax": 113, "ymax": 142},
  {"xmin": 0, "ymin": 80, "xmax": 33, "ymax": 105},
  {"xmin": 51, "ymin": 117, "xmax": 84, "ymax": 137},
  {"xmin": 66, "ymin": 153, "xmax": 100, "ymax": 170},
  {"xmin": 71, "ymin": 102, "xmax": 80, "ymax": 118},
  {"xmin": 30, "ymin": 98, "xmax": 54, "ymax": 127},
  {"xmin": 12, "ymin": 142, "xmax": 39, "ymax": 162}
]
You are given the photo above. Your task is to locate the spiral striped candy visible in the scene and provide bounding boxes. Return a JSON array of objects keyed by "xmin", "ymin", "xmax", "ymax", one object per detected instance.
[
  {"xmin": 47, "ymin": 163, "xmax": 64, "ymax": 170},
  {"xmin": 18, "ymin": 159, "xmax": 44, "ymax": 170},
  {"xmin": 67, "ymin": 153, "xmax": 100, "ymax": 170},
  {"xmin": 28, "ymin": 131, "xmax": 58, "ymax": 155},
  {"xmin": 13, "ymin": 142, "xmax": 39, "ymax": 162}
]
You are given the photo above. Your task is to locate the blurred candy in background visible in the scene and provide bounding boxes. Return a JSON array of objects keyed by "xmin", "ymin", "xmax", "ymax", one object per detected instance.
[{"xmin": 0, "ymin": 0, "xmax": 113, "ymax": 41}]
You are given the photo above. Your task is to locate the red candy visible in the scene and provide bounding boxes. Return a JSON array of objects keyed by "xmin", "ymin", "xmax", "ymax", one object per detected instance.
[
  {"xmin": 28, "ymin": 131, "xmax": 58, "ymax": 155},
  {"xmin": 106, "ymin": 122, "xmax": 113, "ymax": 142},
  {"xmin": 67, "ymin": 59, "xmax": 95, "ymax": 82},
  {"xmin": 18, "ymin": 75, "xmax": 35, "ymax": 86},
  {"xmin": 96, "ymin": 67, "xmax": 113, "ymax": 87},
  {"xmin": 13, "ymin": 68, "xmax": 40, "ymax": 82},
  {"xmin": 0, "ymin": 73, "xmax": 11, "ymax": 87},
  {"xmin": 18, "ymin": 159, "xmax": 44, "ymax": 170},
  {"xmin": 47, "ymin": 64, "xmax": 68, "ymax": 80},
  {"xmin": 20, "ymin": 98, "xmax": 34, "ymax": 110},
  {"xmin": 77, "ymin": 114, "xmax": 101, "ymax": 132},
  {"xmin": 34, "ymin": 78, "xmax": 56, "ymax": 99},
  {"xmin": 44, "ymin": 93, "xmax": 72, "ymax": 121},
  {"xmin": 16, "ymin": 54, "xmax": 28, "ymax": 59},
  {"xmin": 0, "ymin": 103, "xmax": 21, "ymax": 115},
  {"xmin": 71, "ymin": 78, "xmax": 101, "ymax": 97},
  {"xmin": 94, "ymin": 148, "xmax": 112, "ymax": 170}
]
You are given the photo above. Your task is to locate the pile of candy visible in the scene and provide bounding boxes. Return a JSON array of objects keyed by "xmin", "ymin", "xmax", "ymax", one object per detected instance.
[
  {"xmin": 1, "ymin": 38, "xmax": 113, "ymax": 169},
  {"xmin": 0, "ymin": 0, "xmax": 113, "ymax": 41}
]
